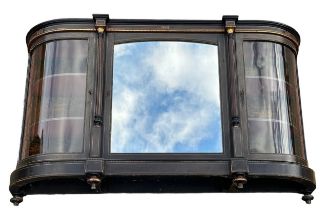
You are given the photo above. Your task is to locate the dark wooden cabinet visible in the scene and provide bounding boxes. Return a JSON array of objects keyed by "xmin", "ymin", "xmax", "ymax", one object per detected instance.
[{"xmin": 9, "ymin": 14, "xmax": 315, "ymax": 205}]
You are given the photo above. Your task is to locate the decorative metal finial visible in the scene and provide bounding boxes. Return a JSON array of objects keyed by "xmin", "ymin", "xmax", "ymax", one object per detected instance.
[
  {"xmin": 233, "ymin": 174, "xmax": 247, "ymax": 189},
  {"xmin": 87, "ymin": 175, "xmax": 102, "ymax": 191},
  {"xmin": 97, "ymin": 27, "xmax": 105, "ymax": 33},
  {"xmin": 226, "ymin": 27, "xmax": 235, "ymax": 34}
]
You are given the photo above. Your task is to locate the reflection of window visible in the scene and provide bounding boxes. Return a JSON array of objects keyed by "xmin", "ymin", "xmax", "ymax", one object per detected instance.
[
  {"xmin": 21, "ymin": 40, "xmax": 88, "ymax": 158},
  {"xmin": 111, "ymin": 42, "xmax": 222, "ymax": 153},
  {"xmin": 244, "ymin": 42, "xmax": 301, "ymax": 154}
]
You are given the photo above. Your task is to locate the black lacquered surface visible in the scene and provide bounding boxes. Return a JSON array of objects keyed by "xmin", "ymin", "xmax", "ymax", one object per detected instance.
[{"xmin": 10, "ymin": 17, "xmax": 315, "ymax": 204}]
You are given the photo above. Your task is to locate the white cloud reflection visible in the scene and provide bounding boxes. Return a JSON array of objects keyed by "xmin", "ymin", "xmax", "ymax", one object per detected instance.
[{"xmin": 111, "ymin": 42, "xmax": 222, "ymax": 153}]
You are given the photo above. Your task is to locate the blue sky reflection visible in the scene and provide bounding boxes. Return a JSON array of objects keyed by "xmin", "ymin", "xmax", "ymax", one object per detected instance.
[{"xmin": 111, "ymin": 41, "xmax": 222, "ymax": 153}]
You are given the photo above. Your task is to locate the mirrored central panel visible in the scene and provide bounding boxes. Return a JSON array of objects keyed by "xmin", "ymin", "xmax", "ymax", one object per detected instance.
[{"xmin": 111, "ymin": 41, "xmax": 222, "ymax": 153}]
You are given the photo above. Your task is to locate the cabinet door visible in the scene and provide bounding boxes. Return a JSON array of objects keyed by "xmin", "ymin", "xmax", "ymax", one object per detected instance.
[
  {"xmin": 244, "ymin": 41, "xmax": 304, "ymax": 156},
  {"xmin": 21, "ymin": 39, "xmax": 89, "ymax": 158}
]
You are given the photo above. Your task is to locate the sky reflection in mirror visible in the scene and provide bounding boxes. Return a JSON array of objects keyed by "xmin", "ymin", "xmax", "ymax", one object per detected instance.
[{"xmin": 111, "ymin": 41, "xmax": 222, "ymax": 153}]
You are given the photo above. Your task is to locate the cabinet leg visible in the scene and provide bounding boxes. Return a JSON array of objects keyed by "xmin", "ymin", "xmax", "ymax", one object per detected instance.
[
  {"xmin": 10, "ymin": 195, "xmax": 23, "ymax": 206},
  {"xmin": 302, "ymin": 194, "xmax": 314, "ymax": 204}
]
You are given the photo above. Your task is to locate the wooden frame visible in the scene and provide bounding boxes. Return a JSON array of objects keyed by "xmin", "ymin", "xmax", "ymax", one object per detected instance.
[{"xmin": 9, "ymin": 14, "xmax": 315, "ymax": 206}]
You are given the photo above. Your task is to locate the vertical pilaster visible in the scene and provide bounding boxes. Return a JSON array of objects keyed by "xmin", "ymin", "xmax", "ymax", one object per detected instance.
[
  {"xmin": 90, "ymin": 14, "xmax": 109, "ymax": 158},
  {"xmin": 223, "ymin": 15, "xmax": 248, "ymax": 188},
  {"xmin": 223, "ymin": 15, "xmax": 242, "ymax": 157}
]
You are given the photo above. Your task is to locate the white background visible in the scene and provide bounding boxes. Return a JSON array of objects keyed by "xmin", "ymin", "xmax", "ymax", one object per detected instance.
[{"xmin": 0, "ymin": 0, "xmax": 327, "ymax": 209}]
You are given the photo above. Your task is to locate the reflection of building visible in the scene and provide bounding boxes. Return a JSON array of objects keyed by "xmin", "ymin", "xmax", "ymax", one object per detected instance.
[
  {"xmin": 10, "ymin": 14, "xmax": 315, "ymax": 205},
  {"xmin": 245, "ymin": 42, "xmax": 294, "ymax": 154},
  {"xmin": 28, "ymin": 130, "xmax": 42, "ymax": 156}
]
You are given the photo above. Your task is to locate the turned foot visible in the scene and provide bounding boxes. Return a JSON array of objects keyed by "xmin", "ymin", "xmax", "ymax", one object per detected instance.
[
  {"xmin": 302, "ymin": 194, "xmax": 314, "ymax": 204},
  {"xmin": 10, "ymin": 195, "xmax": 23, "ymax": 206}
]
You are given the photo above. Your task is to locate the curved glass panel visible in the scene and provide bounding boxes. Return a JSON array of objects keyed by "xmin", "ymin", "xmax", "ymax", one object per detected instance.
[
  {"xmin": 111, "ymin": 42, "xmax": 222, "ymax": 153},
  {"xmin": 21, "ymin": 40, "xmax": 88, "ymax": 158},
  {"xmin": 244, "ymin": 41, "xmax": 303, "ymax": 155}
]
